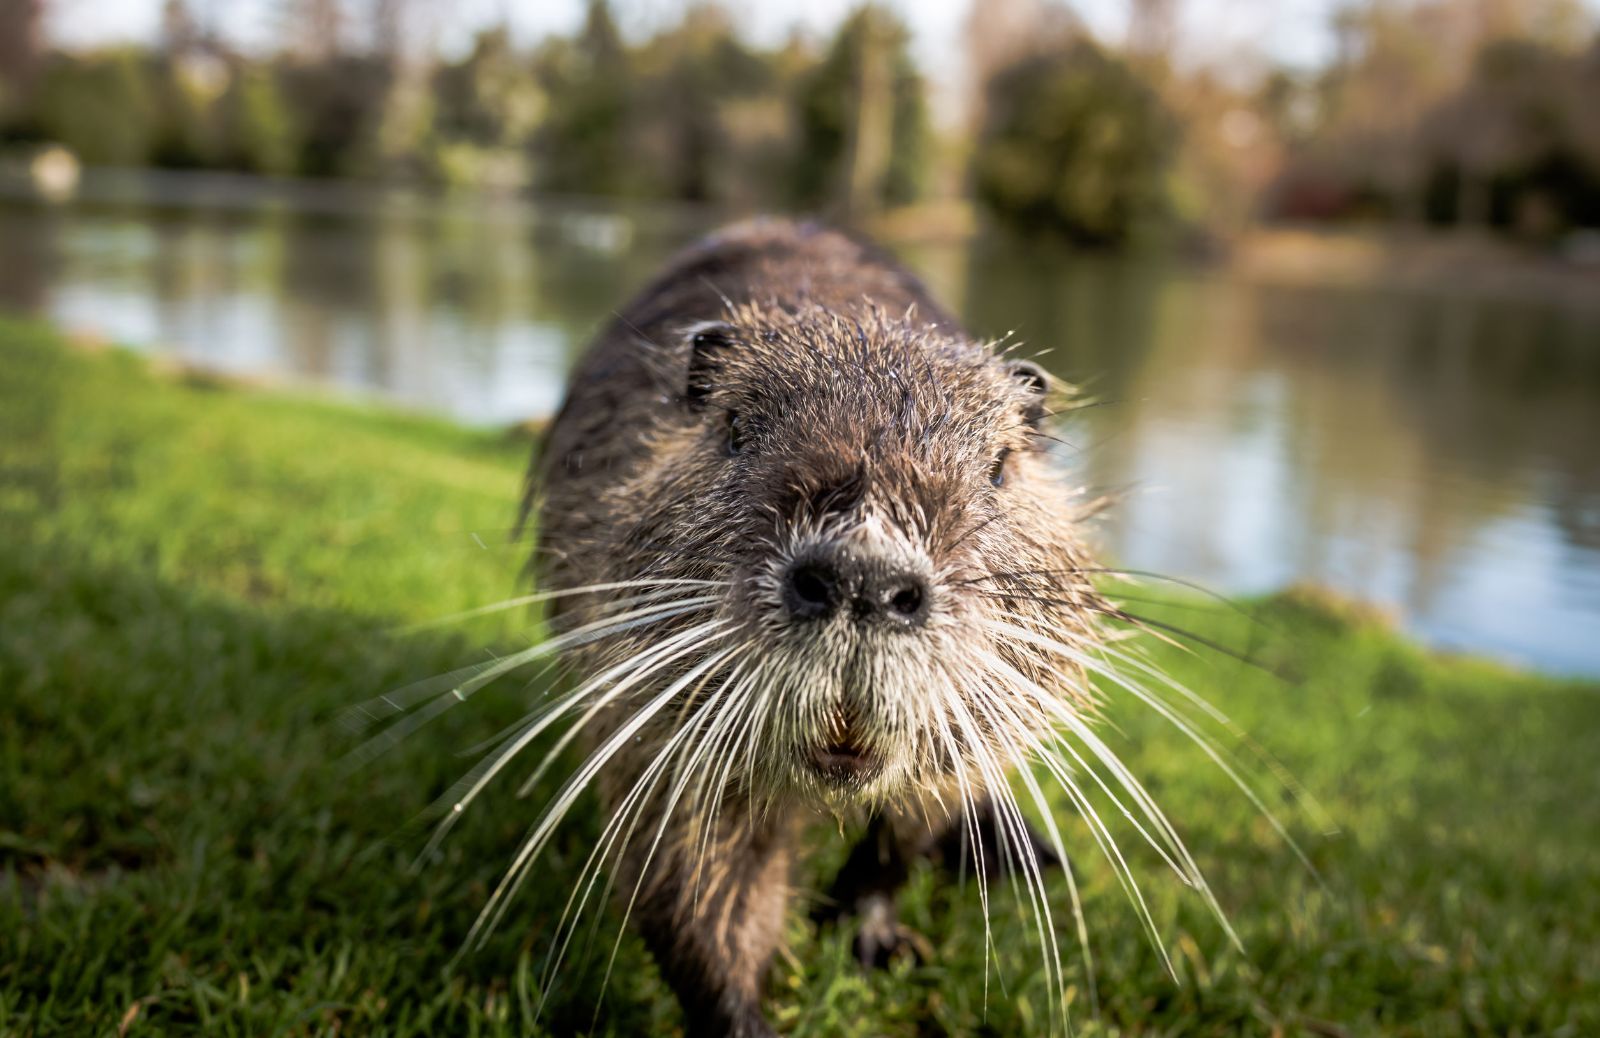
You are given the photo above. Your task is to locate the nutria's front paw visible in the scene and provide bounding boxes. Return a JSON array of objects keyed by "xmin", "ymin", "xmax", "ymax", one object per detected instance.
[{"xmin": 853, "ymin": 894, "xmax": 934, "ymax": 969}]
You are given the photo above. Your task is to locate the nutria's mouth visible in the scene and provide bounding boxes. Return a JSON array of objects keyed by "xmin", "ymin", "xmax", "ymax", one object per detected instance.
[
  {"xmin": 808, "ymin": 739, "xmax": 878, "ymax": 781},
  {"xmin": 807, "ymin": 704, "xmax": 880, "ymax": 783}
]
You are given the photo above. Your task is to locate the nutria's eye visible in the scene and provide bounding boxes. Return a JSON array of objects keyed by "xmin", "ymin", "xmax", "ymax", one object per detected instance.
[
  {"xmin": 726, "ymin": 411, "xmax": 748, "ymax": 455},
  {"xmin": 989, "ymin": 448, "xmax": 1012, "ymax": 487}
]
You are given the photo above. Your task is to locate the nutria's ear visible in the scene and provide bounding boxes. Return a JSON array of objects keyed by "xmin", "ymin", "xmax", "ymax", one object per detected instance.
[
  {"xmin": 1005, "ymin": 359, "xmax": 1050, "ymax": 424},
  {"xmin": 685, "ymin": 321, "xmax": 738, "ymax": 412}
]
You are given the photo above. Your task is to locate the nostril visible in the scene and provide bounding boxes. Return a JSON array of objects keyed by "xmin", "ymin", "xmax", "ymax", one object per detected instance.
[
  {"xmin": 793, "ymin": 566, "xmax": 832, "ymax": 605},
  {"xmin": 785, "ymin": 561, "xmax": 839, "ymax": 619},
  {"xmin": 888, "ymin": 583, "xmax": 924, "ymax": 617}
]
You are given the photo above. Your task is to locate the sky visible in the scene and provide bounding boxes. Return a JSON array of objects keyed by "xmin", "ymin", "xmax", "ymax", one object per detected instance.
[
  {"xmin": 43, "ymin": 0, "xmax": 1600, "ymax": 95},
  {"xmin": 46, "ymin": 0, "xmax": 1358, "ymax": 69}
]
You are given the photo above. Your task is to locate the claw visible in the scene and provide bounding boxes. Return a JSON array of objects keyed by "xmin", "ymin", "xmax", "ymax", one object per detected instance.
[
  {"xmin": 817, "ymin": 799, "xmax": 1058, "ymax": 976},
  {"xmin": 854, "ymin": 894, "xmax": 934, "ymax": 969}
]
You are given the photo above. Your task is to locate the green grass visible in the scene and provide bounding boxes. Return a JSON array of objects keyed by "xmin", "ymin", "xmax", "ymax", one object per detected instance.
[{"xmin": 2, "ymin": 316, "xmax": 1597, "ymax": 1037}]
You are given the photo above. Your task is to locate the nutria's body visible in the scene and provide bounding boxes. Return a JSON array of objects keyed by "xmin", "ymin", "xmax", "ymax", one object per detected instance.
[{"xmin": 529, "ymin": 220, "xmax": 1105, "ymax": 1036}]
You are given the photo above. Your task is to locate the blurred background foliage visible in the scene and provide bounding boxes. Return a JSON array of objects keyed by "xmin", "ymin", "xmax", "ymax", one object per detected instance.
[
  {"xmin": 971, "ymin": 41, "xmax": 1174, "ymax": 245},
  {"xmin": 1, "ymin": 0, "xmax": 1598, "ymax": 246}
]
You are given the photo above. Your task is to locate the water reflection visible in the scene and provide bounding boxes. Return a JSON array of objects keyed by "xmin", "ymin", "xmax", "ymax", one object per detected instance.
[
  {"xmin": 939, "ymin": 246, "xmax": 1600, "ymax": 674},
  {"xmin": 2, "ymin": 175, "xmax": 1597, "ymax": 675}
]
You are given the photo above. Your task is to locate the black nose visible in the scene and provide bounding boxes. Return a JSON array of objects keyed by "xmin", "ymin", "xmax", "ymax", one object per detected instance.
[{"xmin": 782, "ymin": 552, "xmax": 931, "ymax": 626}]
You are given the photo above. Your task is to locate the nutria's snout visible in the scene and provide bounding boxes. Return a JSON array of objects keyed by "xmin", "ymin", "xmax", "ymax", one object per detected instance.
[
  {"xmin": 768, "ymin": 537, "xmax": 939, "ymax": 791},
  {"xmin": 781, "ymin": 546, "xmax": 932, "ymax": 628}
]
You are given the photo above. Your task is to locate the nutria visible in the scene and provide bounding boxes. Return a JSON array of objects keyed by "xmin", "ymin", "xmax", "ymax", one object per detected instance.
[
  {"xmin": 339, "ymin": 218, "xmax": 1264, "ymax": 1037},
  {"xmin": 465, "ymin": 218, "xmax": 1136, "ymax": 1037}
]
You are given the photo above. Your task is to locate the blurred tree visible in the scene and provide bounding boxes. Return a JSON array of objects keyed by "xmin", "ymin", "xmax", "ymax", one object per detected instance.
[
  {"xmin": 34, "ymin": 51, "xmax": 160, "ymax": 165},
  {"xmin": 535, "ymin": 0, "xmax": 632, "ymax": 196},
  {"xmin": 961, "ymin": 0, "xmax": 1081, "ymax": 132},
  {"xmin": 631, "ymin": 4, "xmax": 778, "ymax": 203},
  {"xmin": 372, "ymin": 79, "xmax": 436, "ymax": 180},
  {"xmin": 269, "ymin": 0, "xmax": 389, "ymax": 177},
  {"xmin": 1268, "ymin": 0, "xmax": 1598, "ymax": 229},
  {"xmin": 278, "ymin": 55, "xmax": 392, "ymax": 176},
  {"xmin": 1257, "ymin": 68, "xmax": 1317, "ymax": 148},
  {"xmin": 972, "ymin": 40, "xmax": 1176, "ymax": 245},
  {"xmin": 148, "ymin": 66, "xmax": 218, "ymax": 169},
  {"xmin": 372, "ymin": 0, "xmax": 406, "ymax": 58},
  {"xmin": 150, "ymin": 7, "xmax": 233, "ymax": 172},
  {"xmin": 281, "ymin": 0, "xmax": 344, "ymax": 62},
  {"xmin": 1477, "ymin": 0, "xmax": 1594, "ymax": 51},
  {"xmin": 436, "ymin": 28, "xmax": 540, "ymax": 149},
  {"xmin": 0, "ymin": 0, "xmax": 46, "ymax": 131},
  {"xmin": 433, "ymin": 26, "xmax": 545, "ymax": 190},
  {"xmin": 792, "ymin": 4, "xmax": 929, "ymax": 218},
  {"xmin": 161, "ymin": 0, "xmax": 202, "ymax": 53},
  {"xmin": 222, "ymin": 67, "xmax": 300, "ymax": 175},
  {"xmin": 1419, "ymin": 37, "xmax": 1600, "ymax": 235},
  {"xmin": 1164, "ymin": 70, "xmax": 1283, "ymax": 236},
  {"xmin": 1319, "ymin": 0, "xmax": 1463, "ymax": 220},
  {"xmin": 1127, "ymin": 0, "xmax": 1177, "ymax": 61}
]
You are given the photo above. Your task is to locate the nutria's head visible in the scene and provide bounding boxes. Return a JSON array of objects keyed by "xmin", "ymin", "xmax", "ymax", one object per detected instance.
[{"xmin": 582, "ymin": 301, "xmax": 1104, "ymax": 809}]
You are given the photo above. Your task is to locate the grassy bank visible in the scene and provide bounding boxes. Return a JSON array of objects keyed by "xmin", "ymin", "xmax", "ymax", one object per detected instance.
[{"xmin": 2, "ymin": 318, "xmax": 1597, "ymax": 1037}]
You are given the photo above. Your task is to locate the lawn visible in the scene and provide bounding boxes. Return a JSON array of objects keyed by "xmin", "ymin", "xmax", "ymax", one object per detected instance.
[{"xmin": 2, "ymin": 316, "xmax": 1596, "ymax": 1037}]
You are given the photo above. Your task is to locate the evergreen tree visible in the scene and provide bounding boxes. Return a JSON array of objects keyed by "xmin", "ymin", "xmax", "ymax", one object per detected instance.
[
  {"xmin": 536, "ymin": 0, "xmax": 633, "ymax": 196},
  {"xmin": 973, "ymin": 41, "xmax": 1176, "ymax": 245},
  {"xmin": 792, "ymin": 5, "xmax": 929, "ymax": 217}
]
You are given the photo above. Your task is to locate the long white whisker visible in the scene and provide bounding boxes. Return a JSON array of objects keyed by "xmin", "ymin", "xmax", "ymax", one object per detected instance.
[
  {"xmin": 984, "ymin": 618, "xmax": 1248, "ymax": 951},
  {"xmin": 397, "ymin": 579, "xmax": 728, "ymax": 633},
  {"xmin": 422, "ymin": 619, "xmax": 733, "ymax": 865},
  {"xmin": 342, "ymin": 594, "xmax": 723, "ymax": 750},
  {"xmin": 589, "ymin": 653, "xmax": 762, "ymax": 933},
  {"xmin": 1093, "ymin": 636, "xmax": 1338, "ymax": 838},
  {"xmin": 960, "ymin": 635, "xmax": 1180, "ymax": 977},
  {"xmin": 1040, "ymin": 743, "xmax": 1178, "ymax": 977},
  {"xmin": 513, "ymin": 618, "xmax": 736, "ymax": 800},
  {"xmin": 968, "ymin": 644, "xmax": 1193, "ymax": 881},
  {"xmin": 599, "ymin": 652, "xmax": 758, "ymax": 998},
  {"xmin": 465, "ymin": 642, "xmax": 741, "ymax": 951},
  {"xmin": 959, "ymin": 658, "xmax": 1099, "ymax": 1018},
  {"xmin": 926, "ymin": 672, "xmax": 997, "ymax": 1006},
  {"xmin": 451, "ymin": 655, "xmax": 567, "ymax": 759},
  {"xmin": 1004, "ymin": 611, "xmax": 1331, "ymax": 859},
  {"xmin": 1001, "ymin": 615, "xmax": 1320, "ymax": 886},
  {"xmin": 941, "ymin": 675, "xmax": 1065, "ymax": 1032},
  {"xmin": 686, "ymin": 666, "xmax": 767, "ymax": 905},
  {"xmin": 981, "ymin": 637, "xmax": 1211, "ymax": 879},
  {"xmin": 538, "ymin": 652, "xmax": 754, "ymax": 1009}
]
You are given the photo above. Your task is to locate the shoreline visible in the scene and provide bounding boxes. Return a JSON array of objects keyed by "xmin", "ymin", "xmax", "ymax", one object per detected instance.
[
  {"xmin": 5, "ymin": 163, "xmax": 1598, "ymax": 310},
  {"xmin": 17, "ymin": 311, "xmax": 1597, "ymax": 683}
]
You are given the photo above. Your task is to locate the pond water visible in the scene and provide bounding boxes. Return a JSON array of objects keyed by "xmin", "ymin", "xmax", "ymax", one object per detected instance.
[{"xmin": 4, "ymin": 171, "xmax": 1599, "ymax": 676}]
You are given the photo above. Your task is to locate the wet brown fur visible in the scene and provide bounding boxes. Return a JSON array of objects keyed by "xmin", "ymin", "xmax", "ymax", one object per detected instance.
[{"xmin": 529, "ymin": 219, "xmax": 1105, "ymax": 1036}]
